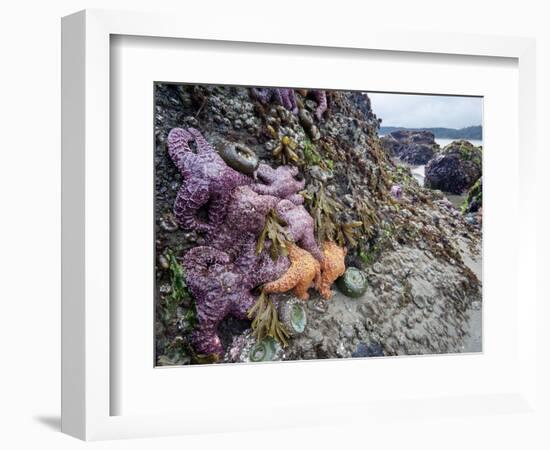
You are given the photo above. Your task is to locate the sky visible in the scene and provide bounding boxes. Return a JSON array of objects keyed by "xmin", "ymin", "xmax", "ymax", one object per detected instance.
[{"xmin": 367, "ymin": 92, "xmax": 483, "ymax": 129}]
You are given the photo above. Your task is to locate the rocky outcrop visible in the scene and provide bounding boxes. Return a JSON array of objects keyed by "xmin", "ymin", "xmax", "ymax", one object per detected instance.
[
  {"xmin": 381, "ymin": 130, "xmax": 439, "ymax": 165},
  {"xmin": 425, "ymin": 140, "xmax": 482, "ymax": 194},
  {"xmin": 462, "ymin": 177, "xmax": 482, "ymax": 214}
]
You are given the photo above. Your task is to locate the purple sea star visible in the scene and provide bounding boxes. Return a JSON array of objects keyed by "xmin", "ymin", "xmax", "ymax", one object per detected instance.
[
  {"xmin": 275, "ymin": 199, "xmax": 323, "ymax": 262},
  {"xmin": 390, "ymin": 184, "xmax": 403, "ymax": 200},
  {"xmin": 251, "ymin": 87, "xmax": 298, "ymax": 114},
  {"xmin": 183, "ymin": 186, "xmax": 291, "ymax": 357},
  {"xmin": 182, "ymin": 246, "xmax": 258, "ymax": 357},
  {"xmin": 166, "ymin": 127, "xmax": 252, "ymax": 232},
  {"xmin": 310, "ymin": 90, "xmax": 327, "ymax": 120},
  {"xmin": 252, "ymin": 164, "xmax": 305, "ymax": 205}
]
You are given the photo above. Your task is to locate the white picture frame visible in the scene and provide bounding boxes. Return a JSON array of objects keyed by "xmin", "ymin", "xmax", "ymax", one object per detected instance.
[{"xmin": 61, "ymin": 9, "xmax": 537, "ymax": 441}]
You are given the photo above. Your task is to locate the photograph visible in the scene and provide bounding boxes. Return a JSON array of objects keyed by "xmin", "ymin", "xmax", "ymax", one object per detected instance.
[{"xmin": 154, "ymin": 84, "xmax": 483, "ymax": 366}]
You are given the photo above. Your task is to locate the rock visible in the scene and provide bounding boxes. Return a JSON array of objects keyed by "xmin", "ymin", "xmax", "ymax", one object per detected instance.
[
  {"xmin": 465, "ymin": 214, "xmax": 477, "ymax": 225},
  {"xmin": 309, "ymin": 165, "xmax": 333, "ymax": 182},
  {"xmin": 337, "ymin": 267, "xmax": 369, "ymax": 298},
  {"xmin": 351, "ymin": 342, "xmax": 385, "ymax": 358},
  {"xmin": 381, "ymin": 130, "xmax": 438, "ymax": 164},
  {"xmin": 462, "ymin": 177, "xmax": 482, "ymax": 213},
  {"xmin": 425, "ymin": 140, "xmax": 482, "ymax": 194},
  {"xmin": 342, "ymin": 194, "xmax": 355, "ymax": 208},
  {"xmin": 308, "ymin": 125, "xmax": 321, "ymax": 141}
]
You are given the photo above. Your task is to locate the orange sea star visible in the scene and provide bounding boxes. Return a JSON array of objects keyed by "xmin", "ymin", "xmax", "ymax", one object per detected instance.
[
  {"xmin": 263, "ymin": 243, "xmax": 321, "ymax": 301},
  {"xmin": 318, "ymin": 241, "xmax": 347, "ymax": 300}
]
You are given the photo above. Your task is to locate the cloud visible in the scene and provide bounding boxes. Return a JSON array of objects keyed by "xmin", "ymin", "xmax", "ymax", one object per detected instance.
[{"xmin": 367, "ymin": 92, "xmax": 483, "ymax": 129}]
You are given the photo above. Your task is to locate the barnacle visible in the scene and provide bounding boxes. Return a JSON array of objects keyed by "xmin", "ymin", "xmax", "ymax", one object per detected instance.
[
  {"xmin": 266, "ymin": 125, "xmax": 302, "ymax": 165},
  {"xmin": 247, "ymin": 290, "xmax": 290, "ymax": 347}
]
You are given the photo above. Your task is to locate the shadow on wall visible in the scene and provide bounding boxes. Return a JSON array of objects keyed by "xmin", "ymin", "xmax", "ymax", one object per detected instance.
[{"xmin": 34, "ymin": 416, "xmax": 61, "ymax": 432}]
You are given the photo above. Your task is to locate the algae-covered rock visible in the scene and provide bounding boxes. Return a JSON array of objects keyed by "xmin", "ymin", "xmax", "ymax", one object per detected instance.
[
  {"xmin": 462, "ymin": 177, "xmax": 482, "ymax": 213},
  {"xmin": 336, "ymin": 267, "xmax": 368, "ymax": 298},
  {"xmin": 425, "ymin": 140, "xmax": 482, "ymax": 194}
]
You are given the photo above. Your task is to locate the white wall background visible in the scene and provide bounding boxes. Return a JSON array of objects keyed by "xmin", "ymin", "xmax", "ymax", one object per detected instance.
[{"xmin": 0, "ymin": 1, "xmax": 547, "ymax": 448}]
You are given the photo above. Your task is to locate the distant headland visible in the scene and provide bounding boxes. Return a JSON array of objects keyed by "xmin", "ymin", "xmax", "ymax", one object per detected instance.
[{"xmin": 380, "ymin": 125, "xmax": 482, "ymax": 140}]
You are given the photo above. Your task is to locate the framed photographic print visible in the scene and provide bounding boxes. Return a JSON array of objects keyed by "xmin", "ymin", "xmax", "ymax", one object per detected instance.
[
  {"xmin": 152, "ymin": 84, "xmax": 483, "ymax": 367},
  {"xmin": 61, "ymin": 9, "xmax": 537, "ymax": 441}
]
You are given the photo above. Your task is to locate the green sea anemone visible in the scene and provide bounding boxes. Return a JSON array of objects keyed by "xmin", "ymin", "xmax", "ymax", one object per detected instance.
[
  {"xmin": 219, "ymin": 143, "xmax": 259, "ymax": 175},
  {"xmin": 279, "ymin": 298, "xmax": 307, "ymax": 335},
  {"xmin": 337, "ymin": 267, "xmax": 369, "ymax": 298},
  {"xmin": 249, "ymin": 337, "xmax": 279, "ymax": 362}
]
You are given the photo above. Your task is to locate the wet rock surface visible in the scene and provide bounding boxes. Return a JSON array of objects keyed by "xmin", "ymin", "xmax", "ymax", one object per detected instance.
[
  {"xmin": 381, "ymin": 130, "xmax": 439, "ymax": 165},
  {"xmin": 154, "ymin": 83, "xmax": 482, "ymax": 365},
  {"xmin": 425, "ymin": 140, "xmax": 482, "ymax": 194}
]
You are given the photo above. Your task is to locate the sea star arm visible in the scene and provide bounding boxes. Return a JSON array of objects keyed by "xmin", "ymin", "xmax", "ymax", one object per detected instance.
[
  {"xmin": 188, "ymin": 128, "xmax": 214, "ymax": 154},
  {"xmin": 312, "ymin": 90, "xmax": 328, "ymax": 120},
  {"xmin": 286, "ymin": 193, "xmax": 305, "ymax": 205},
  {"xmin": 263, "ymin": 265, "xmax": 299, "ymax": 295},
  {"xmin": 230, "ymin": 290, "xmax": 258, "ymax": 321},
  {"xmin": 173, "ymin": 182, "xmax": 212, "ymax": 232},
  {"xmin": 207, "ymin": 192, "xmax": 231, "ymax": 230},
  {"xmin": 166, "ymin": 128, "xmax": 195, "ymax": 173},
  {"xmin": 298, "ymin": 233, "xmax": 324, "ymax": 262},
  {"xmin": 287, "ymin": 89, "xmax": 298, "ymax": 114},
  {"xmin": 251, "ymin": 87, "xmax": 272, "ymax": 103}
]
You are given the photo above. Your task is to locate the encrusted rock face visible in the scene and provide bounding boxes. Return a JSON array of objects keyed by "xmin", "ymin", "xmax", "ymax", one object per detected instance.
[
  {"xmin": 381, "ymin": 130, "xmax": 439, "ymax": 165},
  {"xmin": 425, "ymin": 140, "xmax": 482, "ymax": 194}
]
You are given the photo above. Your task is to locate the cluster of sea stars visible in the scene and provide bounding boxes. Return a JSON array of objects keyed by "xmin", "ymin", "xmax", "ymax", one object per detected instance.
[{"xmin": 167, "ymin": 128, "xmax": 344, "ymax": 357}]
